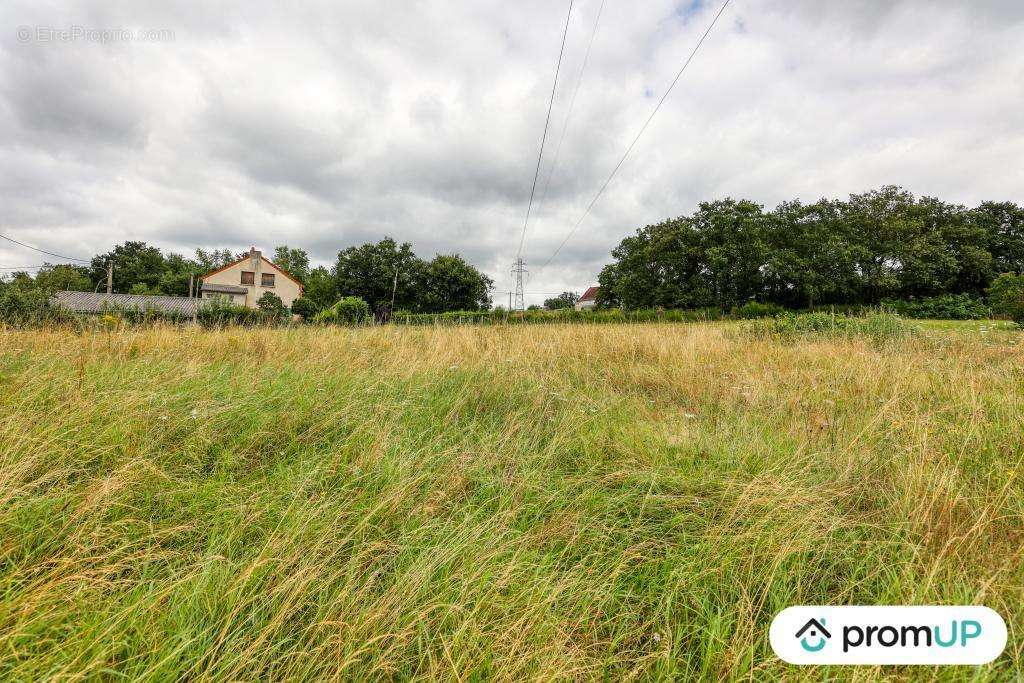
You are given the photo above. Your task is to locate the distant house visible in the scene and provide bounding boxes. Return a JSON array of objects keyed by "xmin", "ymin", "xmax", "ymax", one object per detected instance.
[
  {"xmin": 52, "ymin": 291, "xmax": 200, "ymax": 316},
  {"xmin": 201, "ymin": 248, "xmax": 303, "ymax": 309},
  {"xmin": 575, "ymin": 286, "xmax": 599, "ymax": 311}
]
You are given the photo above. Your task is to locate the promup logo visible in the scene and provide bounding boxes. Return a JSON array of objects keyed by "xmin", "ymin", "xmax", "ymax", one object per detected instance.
[
  {"xmin": 795, "ymin": 618, "xmax": 830, "ymax": 653},
  {"xmin": 770, "ymin": 606, "xmax": 1006, "ymax": 665}
]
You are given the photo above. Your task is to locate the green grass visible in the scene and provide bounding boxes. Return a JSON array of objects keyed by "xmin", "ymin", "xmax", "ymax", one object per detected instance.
[
  {"xmin": 911, "ymin": 318, "xmax": 1017, "ymax": 332},
  {"xmin": 0, "ymin": 323, "xmax": 1021, "ymax": 680}
]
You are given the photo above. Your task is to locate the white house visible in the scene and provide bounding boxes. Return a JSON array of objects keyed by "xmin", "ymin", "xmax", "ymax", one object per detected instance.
[
  {"xmin": 575, "ymin": 286, "xmax": 599, "ymax": 311},
  {"xmin": 200, "ymin": 248, "xmax": 303, "ymax": 308}
]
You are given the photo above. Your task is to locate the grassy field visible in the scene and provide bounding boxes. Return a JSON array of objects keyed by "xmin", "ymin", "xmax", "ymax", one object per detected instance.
[{"xmin": 1, "ymin": 321, "xmax": 1021, "ymax": 680}]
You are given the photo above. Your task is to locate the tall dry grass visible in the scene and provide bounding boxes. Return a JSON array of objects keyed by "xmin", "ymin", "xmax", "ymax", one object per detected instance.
[{"xmin": 0, "ymin": 322, "xmax": 1021, "ymax": 680}]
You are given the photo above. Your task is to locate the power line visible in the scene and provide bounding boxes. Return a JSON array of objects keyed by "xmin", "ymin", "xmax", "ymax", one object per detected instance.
[
  {"xmin": 534, "ymin": 0, "xmax": 607, "ymax": 218},
  {"xmin": 538, "ymin": 0, "xmax": 732, "ymax": 271},
  {"xmin": 515, "ymin": 0, "xmax": 575, "ymax": 260},
  {"xmin": 0, "ymin": 233, "xmax": 91, "ymax": 263}
]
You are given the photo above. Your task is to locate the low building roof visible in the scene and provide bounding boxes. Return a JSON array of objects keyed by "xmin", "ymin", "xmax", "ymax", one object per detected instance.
[
  {"xmin": 51, "ymin": 291, "xmax": 200, "ymax": 315},
  {"xmin": 201, "ymin": 283, "xmax": 248, "ymax": 294},
  {"xmin": 578, "ymin": 286, "xmax": 600, "ymax": 302}
]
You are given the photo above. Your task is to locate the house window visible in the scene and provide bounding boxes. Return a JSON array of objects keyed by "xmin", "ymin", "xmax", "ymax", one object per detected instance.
[
  {"xmin": 261, "ymin": 273, "xmax": 275, "ymax": 287},
  {"xmin": 241, "ymin": 271, "xmax": 255, "ymax": 285}
]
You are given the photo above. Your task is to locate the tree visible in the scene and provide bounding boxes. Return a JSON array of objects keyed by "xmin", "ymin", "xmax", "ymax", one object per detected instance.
[
  {"xmin": 597, "ymin": 187, "xmax": 1024, "ymax": 311},
  {"xmin": 597, "ymin": 201, "xmax": 768, "ymax": 311},
  {"xmin": 598, "ymin": 219, "xmax": 701, "ymax": 310},
  {"xmin": 417, "ymin": 254, "xmax": 493, "ymax": 313},
  {"xmin": 89, "ymin": 242, "xmax": 168, "ymax": 295},
  {"xmin": 257, "ymin": 291, "xmax": 288, "ymax": 319},
  {"xmin": 987, "ymin": 273, "xmax": 1024, "ymax": 320},
  {"xmin": 691, "ymin": 199, "xmax": 770, "ymax": 309},
  {"xmin": 159, "ymin": 252, "xmax": 202, "ymax": 297},
  {"xmin": 304, "ymin": 266, "xmax": 338, "ymax": 310},
  {"xmin": 273, "ymin": 246, "xmax": 310, "ymax": 284},
  {"xmin": 290, "ymin": 296, "xmax": 317, "ymax": 321},
  {"xmin": 33, "ymin": 264, "xmax": 91, "ymax": 293},
  {"xmin": 762, "ymin": 199, "xmax": 860, "ymax": 308},
  {"xmin": 195, "ymin": 248, "xmax": 237, "ymax": 272},
  {"xmin": 972, "ymin": 202, "xmax": 1024, "ymax": 276},
  {"xmin": 544, "ymin": 292, "xmax": 579, "ymax": 310},
  {"xmin": 334, "ymin": 238, "xmax": 424, "ymax": 318}
]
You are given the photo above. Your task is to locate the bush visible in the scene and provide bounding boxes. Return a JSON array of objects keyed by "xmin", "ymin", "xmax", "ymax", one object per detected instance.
[
  {"xmin": 881, "ymin": 294, "xmax": 990, "ymax": 320},
  {"xmin": 0, "ymin": 283, "xmax": 54, "ymax": 325},
  {"xmin": 257, "ymin": 291, "xmax": 288, "ymax": 320},
  {"xmin": 731, "ymin": 302, "xmax": 787, "ymax": 319},
  {"xmin": 197, "ymin": 299, "xmax": 270, "ymax": 328},
  {"xmin": 743, "ymin": 312, "xmax": 914, "ymax": 343},
  {"xmin": 335, "ymin": 296, "xmax": 371, "ymax": 324},
  {"xmin": 101, "ymin": 303, "xmax": 189, "ymax": 326},
  {"xmin": 290, "ymin": 296, "xmax": 317, "ymax": 321},
  {"xmin": 391, "ymin": 307, "xmax": 725, "ymax": 326},
  {"xmin": 987, "ymin": 273, "xmax": 1024, "ymax": 325},
  {"xmin": 315, "ymin": 296, "xmax": 371, "ymax": 325}
]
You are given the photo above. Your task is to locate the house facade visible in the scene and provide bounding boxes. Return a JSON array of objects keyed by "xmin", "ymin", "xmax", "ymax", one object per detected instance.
[
  {"xmin": 575, "ymin": 286, "xmax": 599, "ymax": 311},
  {"xmin": 200, "ymin": 248, "xmax": 303, "ymax": 309}
]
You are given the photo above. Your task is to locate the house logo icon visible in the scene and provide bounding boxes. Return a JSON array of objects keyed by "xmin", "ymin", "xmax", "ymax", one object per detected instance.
[{"xmin": 795, "ymin": 618, "xmax": 831, "ymax": 653}]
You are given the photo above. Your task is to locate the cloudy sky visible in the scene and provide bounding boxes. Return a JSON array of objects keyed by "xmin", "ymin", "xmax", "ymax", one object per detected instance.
[{"xmin": 1, "ymin": 1, "xmax": 1022, "ymax": 304}]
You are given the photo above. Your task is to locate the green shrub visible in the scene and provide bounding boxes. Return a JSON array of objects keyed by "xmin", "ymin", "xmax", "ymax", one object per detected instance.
[
  {"xmin": 290, "ymin": 296, "xmax": 317, "ymax": 321},
  {"xmin": 743, "ymin": 312, "xmax": 914, "ymax": 343},
  {"xmin": 881, "ymin": 294, "xmax": 990, "ymax": 320},
  {"xmin": 315, "ymin": 296, "xmax": 371, "ymax": 325},
  {"xmin": 197, "ymin": 299, "xmax": 270, "ymax": 327},
  {"xmin": 391, "ymin": 307, "xmax": 726, "ymax": 326},
  {"xmin": 101, "ymin": 303, "xmax": 189, "ymax": 326},
  {"xmin": 731, "ymin": 302, "xmax": 787, "ymax": 319},
  {"xmin": 257, "ymin": 292, "xmax": 288, "ymax": 320},
  {"xmin": 0, "ymin": 283, "xmax": 54, "ymax": 325},
  {"xmin": 987, "ymin": 273, "xmax": 1024, "ymax": 325}
]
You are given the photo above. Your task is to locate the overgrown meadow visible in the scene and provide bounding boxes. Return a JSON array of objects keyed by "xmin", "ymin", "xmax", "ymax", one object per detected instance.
[{"xmin": 0, "ymin": 321, "xmax": 1021, "ymax": 680}]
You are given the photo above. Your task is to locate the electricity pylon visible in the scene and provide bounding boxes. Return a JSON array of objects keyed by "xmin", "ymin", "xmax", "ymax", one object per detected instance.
[{"xmin": 511, "ymin": 258, "xmax": 528, "ymax": 312}]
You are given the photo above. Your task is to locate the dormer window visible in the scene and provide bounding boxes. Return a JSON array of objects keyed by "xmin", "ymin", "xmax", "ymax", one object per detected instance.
[
  {"xmin": 241, "ymin": 271, "xmax": 255, "ymax": 285},
  {"xmin": 261, "ymin": 273, "xmax": 275, "ymax": 287}
]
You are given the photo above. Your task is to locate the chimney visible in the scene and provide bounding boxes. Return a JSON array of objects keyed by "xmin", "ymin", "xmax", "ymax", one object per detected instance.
[{"xmin": 249, "ymin": 247, "xmax": 260, "ymax": 267}]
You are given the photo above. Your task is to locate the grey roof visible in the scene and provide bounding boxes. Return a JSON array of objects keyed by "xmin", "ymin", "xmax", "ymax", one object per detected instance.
[
  {"xmin": 201, "ymin": 283, "xmax": 248, "ymax": 294},
  {"xmin": 51, "ymin": 291, "xmax": 201, "ymax": 315}
]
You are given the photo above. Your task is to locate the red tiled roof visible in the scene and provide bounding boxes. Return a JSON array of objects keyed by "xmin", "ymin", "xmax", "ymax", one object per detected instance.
[{"xmin": 578, "ymin": 286, "xmax": 599, "ymax": 302}]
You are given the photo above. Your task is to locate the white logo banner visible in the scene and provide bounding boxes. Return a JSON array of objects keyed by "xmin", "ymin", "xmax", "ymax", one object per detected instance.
[{"xmin": 770, "ymin": 606, "xmax": 1006, "ymax": 665}]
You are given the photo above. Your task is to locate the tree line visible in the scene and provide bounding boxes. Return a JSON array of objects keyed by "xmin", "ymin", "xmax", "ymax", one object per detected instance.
[
  {"xmin": 0, "ymin": 238, "xmax": 493, "ymax": 318},
  {"xmin": 597, "ymin": 186, "xmax": 1024, "ymax": 310}
]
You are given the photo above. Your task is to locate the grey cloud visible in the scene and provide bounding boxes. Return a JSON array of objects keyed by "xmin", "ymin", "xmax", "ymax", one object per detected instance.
[{"xmin": 0, "ymin": 0, "xmax": 1022, "ymax": 303}]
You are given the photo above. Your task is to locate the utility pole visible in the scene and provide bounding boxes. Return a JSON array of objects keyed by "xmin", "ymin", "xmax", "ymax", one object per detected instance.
[
  {"xmin": 106, "ymin": 260, "xmax": 113, "ymax": 294},
  {"xmin": 511, "ymin": 258, "xmax": 527, "ymax": 312},
  {"xmin": 390, "ymin": 268, "xmax": 398, "ymax": 321},
  {"xmin": 188, "ymin": 274, "xmax": 194, "ymax": 298}
]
